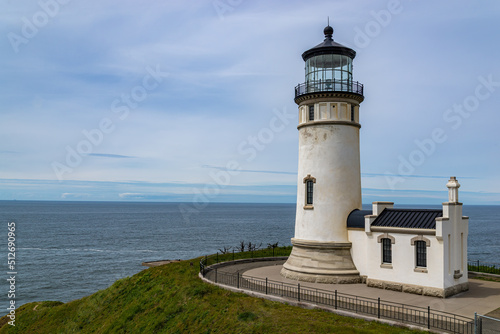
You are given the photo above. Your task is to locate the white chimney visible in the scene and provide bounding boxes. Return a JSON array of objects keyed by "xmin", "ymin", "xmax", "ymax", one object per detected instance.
[{"xmin": 446, "ymin": 176, "xmax": 460, "ymax": 203}]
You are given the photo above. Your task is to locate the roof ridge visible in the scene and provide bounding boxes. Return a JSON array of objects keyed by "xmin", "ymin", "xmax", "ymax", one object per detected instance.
[{"xmin": 384, "ymin": 208, "xmax": 442, "ymax": 212}]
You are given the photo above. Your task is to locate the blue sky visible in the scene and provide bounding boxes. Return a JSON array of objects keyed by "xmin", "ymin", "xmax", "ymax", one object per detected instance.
[{"xmin": 1, "ymin": 0, "xmax": 499, "ymax": 204}]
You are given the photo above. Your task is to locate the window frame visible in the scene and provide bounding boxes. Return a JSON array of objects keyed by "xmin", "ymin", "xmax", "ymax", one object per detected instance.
[
  {"xmin": 415, "ymin": 240, "xmax": 427, "ymax": 268},
  {"xmin": 382, "ymin": 238, "xmax": 392, "ymax": 264},
  {"xmin": 303, "ymin": 174, "xmax": 316, "ymax": 210},
  {"xmin": 309, "ymin": 105, "xmax": 314, "ymax": 121},
  {"xmin": 306, "ymin": 180, "xmax": 314, "ymax": 205}
]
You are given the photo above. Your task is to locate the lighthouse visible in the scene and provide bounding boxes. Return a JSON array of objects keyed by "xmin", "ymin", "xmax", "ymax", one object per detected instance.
[{"xmin": 281, "ymin": 25, "xmax": 364, "ymax": 283}]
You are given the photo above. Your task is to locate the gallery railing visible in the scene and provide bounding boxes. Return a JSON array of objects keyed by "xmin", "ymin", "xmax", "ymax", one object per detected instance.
[
  {"xmin": 200, "ymin": 249, "xmax": 474, "ymax": 334},
  {"xmin": 294, "ymin": 80, "xmax": 364, "ymax": 98}
]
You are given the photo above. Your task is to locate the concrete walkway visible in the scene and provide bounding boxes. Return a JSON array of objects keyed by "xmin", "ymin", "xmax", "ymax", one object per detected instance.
[{"xmin": 228, "ymin": 260, "xmax": 500, "ymax": 319}]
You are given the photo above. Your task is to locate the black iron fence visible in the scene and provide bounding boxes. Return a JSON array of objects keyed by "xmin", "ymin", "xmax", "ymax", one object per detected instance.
[
  {"xmin": 200, "ymin": 249, "xmax": 474, "ymax": 334},
  {"xmin": 294, "ymin": 80, "xmax": 364, "ymax": 98},
  {"xmin": 468, "ymin": 260, "xmax": 500, "ymax": 275},
  {"xmin": 199, "ymin": 246, "xmax": 291, "ymax": 275}
]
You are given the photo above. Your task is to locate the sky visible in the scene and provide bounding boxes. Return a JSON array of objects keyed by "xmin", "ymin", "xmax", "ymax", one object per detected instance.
[{"xmin": 1, "ymin": 0, "xmax": 499, "ymax": 205}]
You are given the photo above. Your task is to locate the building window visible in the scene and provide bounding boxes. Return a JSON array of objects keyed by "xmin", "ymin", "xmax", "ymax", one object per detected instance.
[
  {"xmin": 351, "ymin": 105, "xmax": 355, "ymax": 121},
  {"xmin": 309, "ymin": 105, "xmax": 314, "ymax": 121},
  {"xmin": 303, "ymin": 174, "xmax": 316, "ymax": 209},
  {"xmin": 415, "ymin": 240, "xmax": 427, "ymax": 267},
  {"xmin": 382, "ymin": 238, "xmax": 392, "ymax": 264},
  {"xmin": 306, "ymin": 180, "xmax": 314, "ymax": 205}
]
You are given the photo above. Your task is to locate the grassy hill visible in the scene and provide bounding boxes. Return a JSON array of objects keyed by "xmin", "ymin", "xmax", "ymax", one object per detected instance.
[{"xmin": 0, "ymin": 255, "xmax": 424, "ymax": 333}]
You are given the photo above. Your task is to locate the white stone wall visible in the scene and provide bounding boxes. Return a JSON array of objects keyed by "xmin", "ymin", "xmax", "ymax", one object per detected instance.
[
  {"xmin": 349, "ymin": 189, "xmax": 469, "ymax": 297},
  {"xmin": 349, "ymin": 229, "xmax": 445, "ymax": 289},
  {"xmin": 294, "ymin": 122, "xmax": 361, "ymax": 242},
  {"xmin": 436, "ymin": 203, "xmax": 469, "ymax": 290},
  {"xmin": 348, "ymin": 229, "xmax": 369, "ymax": 276}
]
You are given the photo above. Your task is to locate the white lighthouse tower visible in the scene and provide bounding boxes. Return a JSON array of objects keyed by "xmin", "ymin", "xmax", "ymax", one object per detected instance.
[{"xmin": 281, "ymin": 25, "xmax": 364, "ymax": 283}]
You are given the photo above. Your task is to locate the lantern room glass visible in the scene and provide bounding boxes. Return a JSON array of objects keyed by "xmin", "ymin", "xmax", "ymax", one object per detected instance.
[{"xmin": 305, "ymin": 54, "xmax": 352, "ymax": 92}]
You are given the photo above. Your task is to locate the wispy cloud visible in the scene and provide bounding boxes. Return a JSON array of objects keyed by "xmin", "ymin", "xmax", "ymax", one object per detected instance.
[
  {"xmin": 61, "ymin": 193, "xmax": 91, "ymax": 199},
  {"xmin": 0, "ymin": 178, "xmax": 497, "ymax": 204},
  {"xmin": 362, "ymin": 173, "xmax": 480, "ymax": 180},
  {"xmin": 202, "ymin": 165, "xmax": 296, "ymax": 175},
  {"xmin": 88, "ymin": 153, "xmax": 134, "ymax": 159},
  {"xmin": 118, "ymin": 193, "xmax": 144, "ymax": 199}
]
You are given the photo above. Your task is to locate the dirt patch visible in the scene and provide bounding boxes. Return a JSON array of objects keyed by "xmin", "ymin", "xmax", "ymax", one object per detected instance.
[{"xmin": 486, "ymin": 307, "xmax": 500, "ymax": 319}]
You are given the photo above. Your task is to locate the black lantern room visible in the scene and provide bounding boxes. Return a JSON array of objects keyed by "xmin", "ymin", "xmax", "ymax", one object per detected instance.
[{"xmin": 295, "ymin": 25, "xmax": 363, "ymax": 99}]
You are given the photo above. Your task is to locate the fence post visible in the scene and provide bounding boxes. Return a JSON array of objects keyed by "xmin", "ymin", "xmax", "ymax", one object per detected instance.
[
  {"xmin": 216, "ymin": 252, "xmax": 219, "ymax": 263},
  {"xmin": 298, "ymin": 283, "xmax": 300, "ymax": 302},
  {"xmin": 335, "ymin": 290, "xmax": 337, "ymax": 309},
  {"xmin": 427, "ymin": 306, "xmax": 430, "ymax": 330},
  {"xmin": 215, "ymin": 268, "xmax": 218, "ymax": 283},
  {"xmin": 237, "ymin": 272, "xmax": 239, "ymax": 289},
  {"xmin": 474, "ymin": 312, "xmax": 477, "ymax": 334},
  {"xmin": 232, "ymin": 249, "xmax": 234, "ymax": 261},
  {"xmin": 266, "ymin": 278, "xmax": 268, "ymax": 295},
  {"xmin": 378, "ymin": 297, "xmax": 380, "ymax": 319}
]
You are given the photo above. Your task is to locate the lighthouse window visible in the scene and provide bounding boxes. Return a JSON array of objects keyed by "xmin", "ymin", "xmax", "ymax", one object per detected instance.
[
  {"xmin": 351, "ymin": 105, "xmax": 355, "ymax": 121},
  {"xmin": 306, "ymin": 180, "xmax": 314, "ymax": 205},
  {"xmin": 305, "ymin": 55, "xmax": 353, "ymax": 93},
  {"xmin": 415, "ymin": 241, "xmax": 427, "ymax": 268},
  {"xmin": 309, "ymin": 105, "xmax": 314, "ymax": 121},
  {"xmin": 382, "ymin": 238, "xmax": 392, "ymax": 264}
]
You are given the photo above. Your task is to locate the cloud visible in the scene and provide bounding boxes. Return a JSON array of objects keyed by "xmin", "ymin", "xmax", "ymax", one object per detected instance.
[
  {"xmin": 118, "ymin": 193, "xmax": 144, "ymax": 199},
  {"xmin": 61, "ymin": 193, "xmax": 91, "ymax": 199},
  {"xmin": 202, "ymin": 165, "xmax": 296, "ymax": 175},
  {"xmin": 89, "ymin": 153, "xmax": 134, "ymax": 159},
  {"xmin": 362, "ymin": 173, "xmax": 480, "ymax": 180}
]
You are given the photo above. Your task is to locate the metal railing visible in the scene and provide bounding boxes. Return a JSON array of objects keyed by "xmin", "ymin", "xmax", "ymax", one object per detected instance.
[
  {"xmin": 475, "ymin": 313, "xmax": 500, "ymax": 334},
  {"xmin": 200, "ymin": 249, "xmax": 474, "ymax": 334},
  {"xmin": 294, "ymin": 80, "xmax": 363, "ymax": 98},
  {"xmin": 468, "ymin": 260, "xmax": 500, "ymax": 275},
  {"xmin": 199, "ymin": 246, "xmax": 291, "ymax": 276}
]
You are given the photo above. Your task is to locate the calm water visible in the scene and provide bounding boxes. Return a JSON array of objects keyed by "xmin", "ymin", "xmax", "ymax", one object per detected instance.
[{"xmin": 0, "ymin": 201, "xmax": 498, "ymax": 307}]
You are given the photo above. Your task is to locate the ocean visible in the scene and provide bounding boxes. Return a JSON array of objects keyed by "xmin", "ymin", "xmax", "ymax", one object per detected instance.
[{"xmin": 0, "ymin": 201, "xmax": 499, "ymax": 308}]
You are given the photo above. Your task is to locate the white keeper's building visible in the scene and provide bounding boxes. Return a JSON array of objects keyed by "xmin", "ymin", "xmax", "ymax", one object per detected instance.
[{"xmin": 280, "ymin": 25, "xmax": 469, "ymax": 298}]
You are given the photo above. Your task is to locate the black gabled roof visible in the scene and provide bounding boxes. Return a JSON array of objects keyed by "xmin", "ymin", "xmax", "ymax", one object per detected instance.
[
  {"xmin": 371, "ymin": 209, "xmax": 442, "ymax": 229},
  {"xmin": 347, "ymin": 209, "xmax": 372, "ymax": 228}
]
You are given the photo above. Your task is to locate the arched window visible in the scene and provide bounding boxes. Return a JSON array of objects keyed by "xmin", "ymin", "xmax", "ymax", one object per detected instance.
[
  {"xmin": 415, "ymin": 240, "xmax": 427, "ymax": 268},
  {"xmin": 306, "ymin": 180, "xmax": 314, "ymax": 205},
  {"xmin": 377, "ymin": 233, "xmax": 395, "ymax": 267},
  {"xmin": 382, "ymin": 238, "xmax": 392, "ymax": 264},
  {"xmin": 303, "ymin": 174, "xmax": 316, "ymax": 209}
]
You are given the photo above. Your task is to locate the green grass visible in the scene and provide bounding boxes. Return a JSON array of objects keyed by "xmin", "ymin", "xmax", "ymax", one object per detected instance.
[
  {"xmin": 468, "ymin": 264, "xmax": 500, "ymax": 275},
  {"xmin": 471, "ymin": 276, "xmax": 500, "ymax": 283},
  {"xmin": 0, "ymin": 249, "xmax": 425, "ymax": 334}
]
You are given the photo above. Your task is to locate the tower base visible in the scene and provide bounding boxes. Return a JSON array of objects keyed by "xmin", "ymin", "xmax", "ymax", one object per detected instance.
[{"xmin": 281, "ymin": 238, "xmax": 360, "ymax": 284}]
